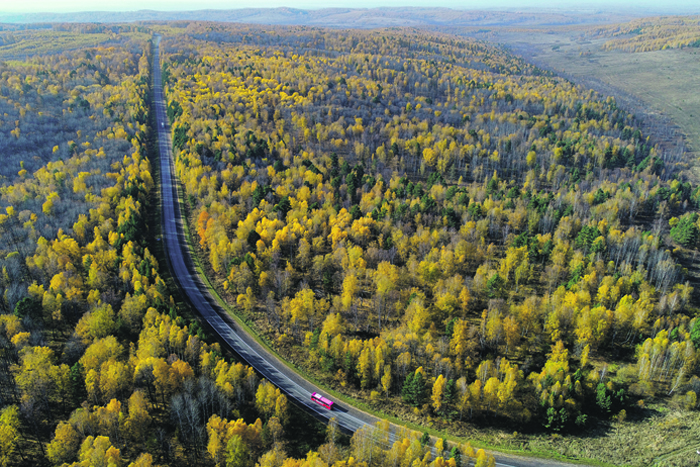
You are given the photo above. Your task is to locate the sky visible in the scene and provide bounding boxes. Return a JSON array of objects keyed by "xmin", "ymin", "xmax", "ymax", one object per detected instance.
[{"xmin": 1, "ymin": 0, "xmax": 698, "ymax": 14}]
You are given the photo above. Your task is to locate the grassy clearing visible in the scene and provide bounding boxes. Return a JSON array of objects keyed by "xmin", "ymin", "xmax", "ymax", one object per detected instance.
[
  {"xmin": 543, "ymin": 45, "xmax": 700, "ymax": 151},
  {"xmin": 526, "ymin": 406, "xmax": 700, "ymax": 467},
  {"xmin": 0, "ymin": 31, "xmax": 110, "ymax": 59},
  {"xmin": 0, "ymin": 31, "xmax": 152, "ymax": 61},
  {"xmin": 3, "ymin": 60, "xmax": 40, "ymax": 68}
]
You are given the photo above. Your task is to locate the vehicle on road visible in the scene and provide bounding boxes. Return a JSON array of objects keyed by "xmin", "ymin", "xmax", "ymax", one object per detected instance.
[{"xmin": 311, "ymin": 392, "xmax": 334, "ymax": 410}]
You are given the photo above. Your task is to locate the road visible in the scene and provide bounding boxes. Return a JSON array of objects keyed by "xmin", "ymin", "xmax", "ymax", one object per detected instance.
[
  {"xmin": 151, "ymin": 35, "xmax": 583, "ymax": 467},
  {"xmin": 152, "ymin": 34, "xmax": 374, "ymax": 436}
]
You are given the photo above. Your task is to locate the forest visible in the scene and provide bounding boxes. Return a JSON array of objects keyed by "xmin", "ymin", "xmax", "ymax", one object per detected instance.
[
  {"xmin": 579, "ymin": 16, "xmax": 700, "ymax": 52},
  {"xmin": 0, "ymin": 25, "xmax": 498, "ymax": 467},
  {"xmin": 0, "ymin": 16, "xmax": 699, "ymax": 467},
  {"xmin": 154, "ymin": 21, "xmax": 700, "ymax": 460}
]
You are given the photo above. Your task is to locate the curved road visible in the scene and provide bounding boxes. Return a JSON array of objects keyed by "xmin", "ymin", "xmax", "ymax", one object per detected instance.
[
  {"xmin": 152, "ymin": 35, "xmax": 583, "ymax": 467},
  {"xmin": 153, "ymin": 35, "xmax": 373, "ymax": 436}
]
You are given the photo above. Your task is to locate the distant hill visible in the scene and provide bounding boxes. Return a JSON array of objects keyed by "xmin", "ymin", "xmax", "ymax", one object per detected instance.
[{"xmin": 0, "ymin": 7, "xmax": 651, "ymax": 28}]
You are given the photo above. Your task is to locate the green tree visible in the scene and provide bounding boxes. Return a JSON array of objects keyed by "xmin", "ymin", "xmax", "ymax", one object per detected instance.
[
  {"xmin": 69, "ymin": 362, "xmax": 87, "ymax": 404},
  {"xmin": 596, "ymin": 383, "xmax": 612, "ymax": 413},
  {"xmin": 419, "ymin": 431, "xmax": 430, "ymax": 446},
  {"xmin": 225, "ymin": 435, "xmax": 250, "ymax": 467},
  {"xmin": 691, "ymin": 319, "xmax": 700, "ymax": 349},
  {"xmin": 487, "ymin": 273, "xmax": 505, "ymax": 299},
  {"xmin": 402, "ymin": 369, "xmax": 427, "ymax": 407},
  {"xmin": 13, "ymin": 297, "xmax": 40, "ymax": 320},
  {"xmin": 450, "ymin": 447, "xmax": 462, "ymax": 467},
  {"xmin": 670, "ymin": 213, "xmax": 699, "ymax": 247}
]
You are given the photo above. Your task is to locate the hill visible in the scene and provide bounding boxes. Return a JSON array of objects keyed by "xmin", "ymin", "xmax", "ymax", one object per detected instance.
[{"xmin": 0, "ymin": 7, "xmax": 653, "ymax": 28}]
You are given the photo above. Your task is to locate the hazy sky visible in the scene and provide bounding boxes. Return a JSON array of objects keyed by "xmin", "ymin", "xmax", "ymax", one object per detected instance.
[{"xmin": 2, "ymin": 0, "xmax": 699, "ymax": 14}]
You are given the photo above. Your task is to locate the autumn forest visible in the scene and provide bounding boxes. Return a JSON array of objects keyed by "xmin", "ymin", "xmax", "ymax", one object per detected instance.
[{"xmin": 0, "ymin": 16, "xmax": 700, "ymax": 467}]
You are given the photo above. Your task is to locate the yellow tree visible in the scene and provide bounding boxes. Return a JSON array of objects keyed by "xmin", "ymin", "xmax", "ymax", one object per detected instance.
[
  {"xmin": 0, "ymin": 406, "xmax": 21, "ymax": 467},
  {"xmin": 503, "ymin": 316, "xmax": 520, "ymax": 356},
  {"xmin": 237, "ymin": 287, "xmax": 256, "ymax": 315},
  {"xmin": 98, "ymin": 360, "xmax": 132, "ymax": 403},
  {"xmin": 341, "ymin": 273, "xmax": 358, "ymax": 312},
  {"xmin": 125, "ymin": 390, "xmax": 151, "ymax": 442},
  {"xmin": 474, "ymin": 449, "xmax": 495, "ymax": 467},
  {"xmin": 128, "ymin": 453, "xmax": 155, "ymax": 467},
  {"xmin": 275, "ymin": 393, "xmax": 288, "ymax": 425},
  {"xmin": 455, "ymin": 377, "xmax": 471, "ymax": 420},
  {"xmin": 482, "ymin": 377, "xmax": 500, "ymax": 414},
  {"xmin": 458, "ymin": 287, "xmax": 471, "ymax": 315},
  {"xmin": 13, "ymin": 346, "xmax": 69, "ymax": 411},
  {"xmin": 357, "ymin": 347, "xmax": 373, "ymax": 389},
  {"xmin": 75, "ymin": 304, "xmax": 118, "ymax": 344},
  {"xmin": 431, "ymin": 375, "xmax": 447, "ymax": 413},
  {"xmin": 289, "ymin": 288, "xmax": 324, "ymax": 338},
  {"xmin": 406, "ymin": 296, "xmax": 431, "ymax": 334},
  {"xmin": 69, "ymin": 435, "xmax": 121, "ymax": 467},
  {"xmin": 381, "ymin": 365, "xmax": 392, "ymax": 397},
  {"xmin": 497, "ymin": 361, "xmax": 519, "ymax": 415},
  {"xmin": 47, "ymin": 421, "xmax": 81, "ymax": 465},
  {"xmin": 256, "ymin": 380, "xmax": 286, "ymax": 420},
  {"xmin": 373, "ymin": 262, "xmax": 399, "ymax": 330},
  {"xmin": 94, "ymin": 399, "xmax": 123, "ymax": 447},
  {"xmin": 206, "ymin": 414, "xmax": 262, "ymax": 466},
  {"xmin": 423, "ymin": 147, "xmax": 438, "ymax": 167},
  {"xmin": 321, "ymin": 313, "xmax": 345, "ymax": 340}
]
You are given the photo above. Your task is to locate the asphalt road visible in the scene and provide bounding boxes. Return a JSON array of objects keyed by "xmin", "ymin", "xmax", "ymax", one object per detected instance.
[{"xmin": 152, "ymin": 35, "xmax": 583, "ymax": 467}]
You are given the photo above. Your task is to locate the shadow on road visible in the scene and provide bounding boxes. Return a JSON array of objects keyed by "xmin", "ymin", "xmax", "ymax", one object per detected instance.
[{"xmin": 333, "ymin": 405, "xmax": 349, "ymax": 414}]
